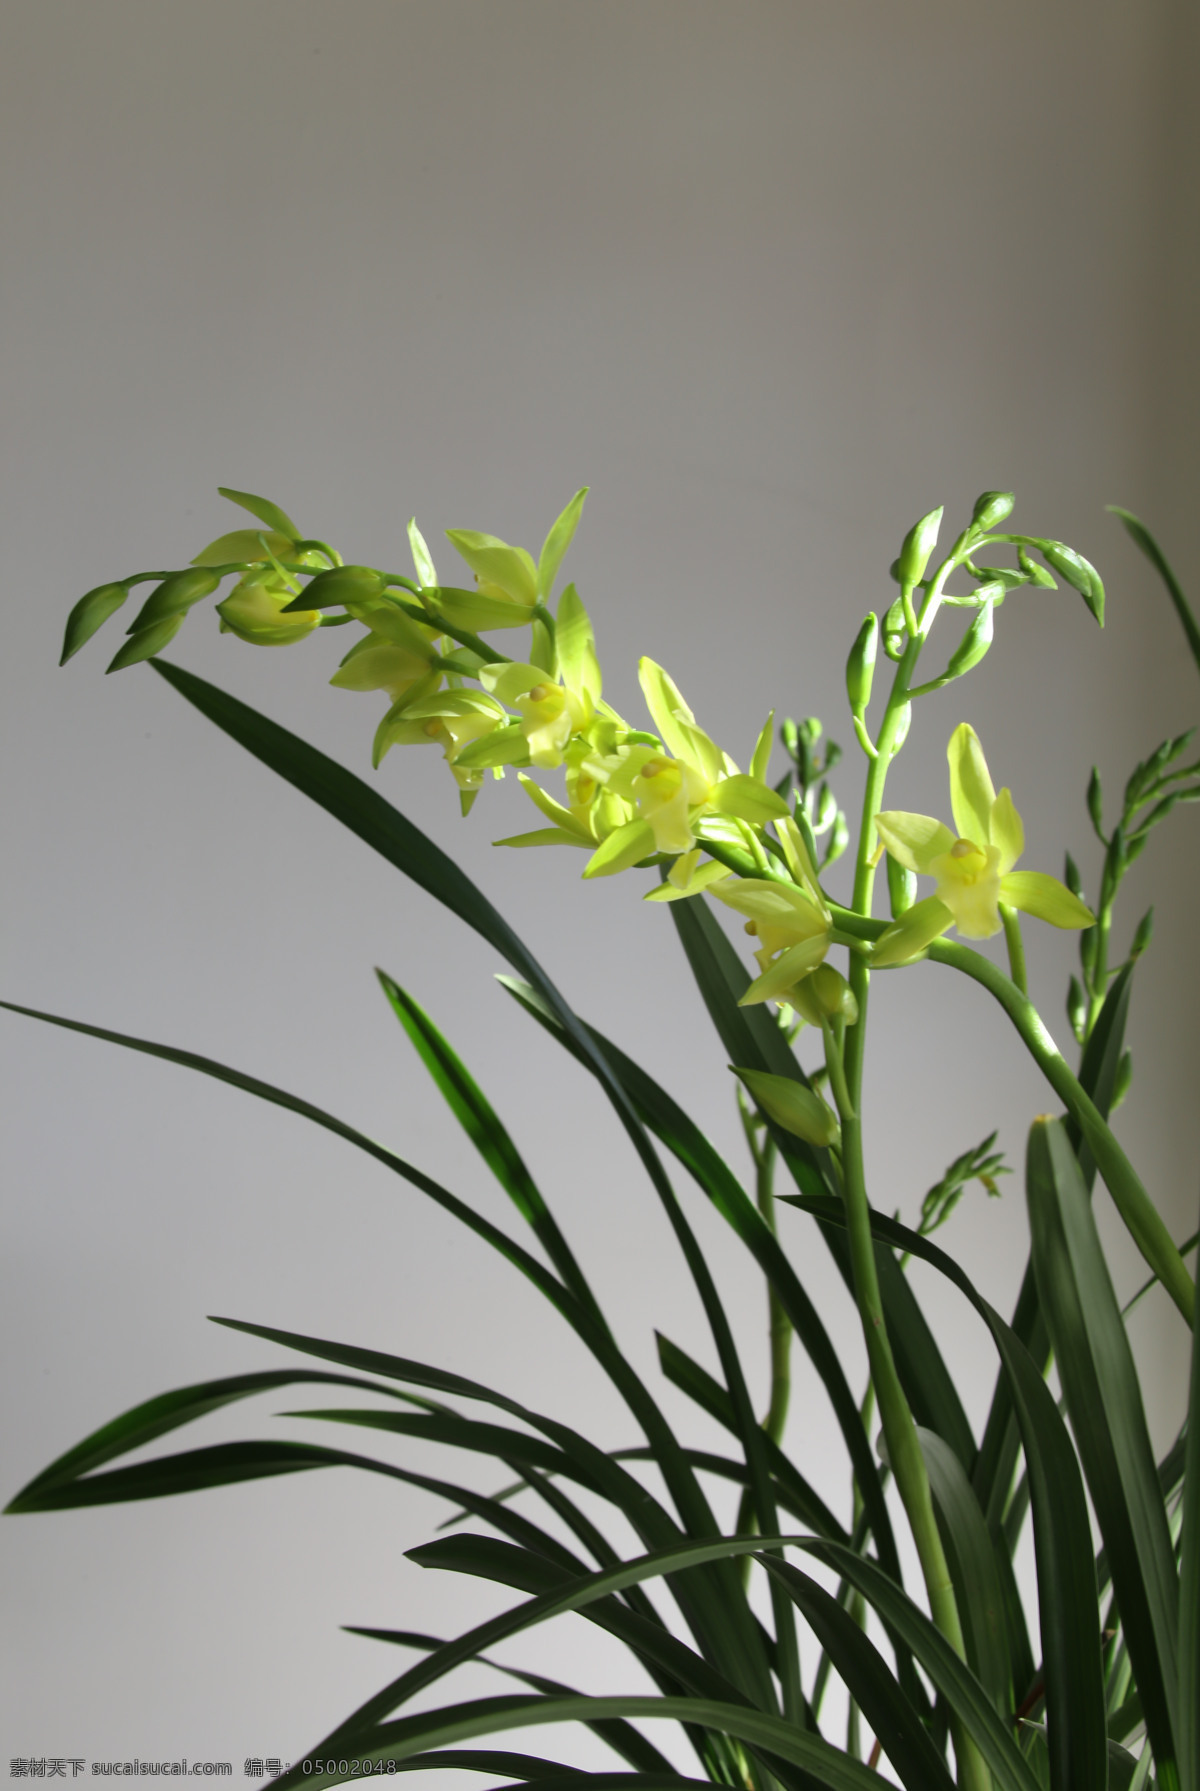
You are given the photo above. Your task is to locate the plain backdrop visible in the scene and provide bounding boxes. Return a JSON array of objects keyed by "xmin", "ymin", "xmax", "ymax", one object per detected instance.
[{"xmin": 3, "ymin": 1, "xmax": 1199, "ymax": 1782}]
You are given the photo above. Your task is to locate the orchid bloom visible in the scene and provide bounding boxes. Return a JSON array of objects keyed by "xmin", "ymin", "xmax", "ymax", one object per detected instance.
[
  {"xmin": 582, "ymin": 659, "xmax": 789, "ymax": 878},
  {"xmin": 873, "ymin": 723, "xmax": 1094, "ymax": 967}
]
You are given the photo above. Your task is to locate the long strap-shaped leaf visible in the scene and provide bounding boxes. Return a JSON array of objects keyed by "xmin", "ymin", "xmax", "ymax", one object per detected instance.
[
  {"xmin": 375, "ymin": 973, "xmax": 609, "ymax": 1337},
  {"xmin": 770, "ymin": 1545, "xmax": 1042, "ymax": 1791},
  {"xmin": 345, "ymin": 1628, "xmax": 678, "ymax": 1776},
  {"xmin": 496, "ymin": 975, "xmax": 901, "ymax": 1588},
  {"xmin": 1026, "ymin": 1116, "xmax": 1180, "ymax": 1781},
  {"xmin": 144, "ymin": 660, "xmax": 771, "ymax": 1700},
  {"xmin": 296, "ymin": 1692, "xmax": 886, "ymax": 1791},
  {"xmin": 304, "ymin": 1532, "xmax": 826, "ymax": 1791},
  {"xmin": 974, "ymin": 963, "xmax": 1134, "ymax": 1536},
  {"xmin": 1180, "ymin": 1223, "xmax": 1200, "ymax": 1791},
  {"xmin": 667, "ymin": 895, "xmax": 976, "ymax": 1471},
  {"xmin": 2, "ymin": 993, "xmax": 772, "ymax": 1702},
  {"xmin": 5, "ymin": 1367, "xmax": 399, "ymax": 1508},
  {"xmin": 375, "ymin": 974, "xmax": 799, "ymax": 1715},
  {"xmin": 782, "ymin": 1195, "xmax": 1107, "ymax": 1791}
]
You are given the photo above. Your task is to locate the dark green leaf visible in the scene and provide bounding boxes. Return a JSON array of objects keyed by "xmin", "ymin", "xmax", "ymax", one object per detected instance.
[
  {"xmin": 1176, "ymin": 1197, "xmax": 1200, "ymax": 1791},
  {"xmin": 917, "ymin": 1428, "xmax": 1011, "ymax": 1715},
  {"xmin": 375, "ymin": 972, "xmax": 604, "ymax": 1331},
  {"xmin": 783, "ymin": 1194, "xmax": 1108, "ymax": 1791},
  {"xmin": 1109, "ymin": 506, "xmax": 1200, "ymax": 675},
  {"xmin": 1026, "ymin": 1117, "xmax": 1179, "ymax": 1777}
]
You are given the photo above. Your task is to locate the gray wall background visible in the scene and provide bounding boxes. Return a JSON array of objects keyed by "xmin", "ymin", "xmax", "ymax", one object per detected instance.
[{"xmin": 3, "ymin": 0, "xmax": 1198, "ymax": 1778}]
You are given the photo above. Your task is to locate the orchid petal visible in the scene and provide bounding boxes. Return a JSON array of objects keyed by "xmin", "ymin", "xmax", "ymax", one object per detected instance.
[
  {"xmin": 739, "ymin": 936, "xmax": 831, "ymax": 1004},
  {"xmin": 493, "ymin": 828, "xmax": 591, "ymax": 850},
  {"xmin": 710, "ymin": 774, "xmax": 791, "ymax": 825},
  {"xmin": 644, "ymin": 860, "xmax": 732, "ymax": 902},
  {"xmin": 947, "ymin": 722, "xmax": 996, "ymax": 842},
  {"xmin": 989, "ymin": 786, "xmax": 1024, "ymax": 874},
  {"xmin": 875, "ymin": 811, "xmax": 956, "ymax": 874},
  {"xmin": 871, "ymin": 895, "xmax": 953, "ymax": 967},
  {"xmin": 999, "ymin": 872, "xmax": 1096, "ymax": 930},
  {"xmin": 583, "ymin": 819, "xmax": 656, "ymax": 879}
]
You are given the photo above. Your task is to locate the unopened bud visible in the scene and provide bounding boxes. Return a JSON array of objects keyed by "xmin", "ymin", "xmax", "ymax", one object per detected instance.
[
  {"xmin": 731, "ymin": 1067, "xmax": 839, "ymax": 1148},
  {"xmin": 845, "ymin": 613, "xmax": 879, "ymax": 716},
  {"xmin": 945, "ymin": 598, "xmax": 995, "ymax": 680},
  {"xmin": 285, "ymin": 564, "xmax": 386, "ymax": 612},
  {"xmin": 882, "ymin": 598, "xmax": 906, "ymax": 661},
  {"xmin": 896, "ymin": 506, "xmax": 943, "ymax": 591},
  {"xmin": 1086, "ymin": 768, "xmax": 1104, "ymax": 836},
  {"xmin": 890, "ymin": 702, "xmax": 912, "ymax": 757},
  {"xmin": 970, "ymin": 491, "xmax": 1014, "ymax": 533},
  {"xmin": 1066, "ymin": 975, "xmax": 1086, "ymax": 1044},
  {"xmin": 1129, "ymin": 907, "xmax": 1153, "ymax": 958},
  {"xmin": 791, "ymin": 965, "xmax": 859, "ymax": 1028},
  {"xmin": 61, "ymin": 581, "xmax": 128, "ymax": 665},
  {"xmin": 127, "ymin": 567, "xmax": 221, "ymax": 633}
]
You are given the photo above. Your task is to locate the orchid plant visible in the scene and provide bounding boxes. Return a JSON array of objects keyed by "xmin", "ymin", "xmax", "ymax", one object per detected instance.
[{"xmin": 7, "ymin": 485, "xmax": 1200, "ymax": 1791}]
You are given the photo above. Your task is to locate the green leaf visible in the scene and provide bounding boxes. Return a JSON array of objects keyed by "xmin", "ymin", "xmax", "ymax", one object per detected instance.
[
  {"xmin": 294, "ymin": 1693, "xmax": 886, "ymax": 1791},
  {"xmin": 768, "ymin": 1546, "xmax": 1041, "ymax": 1791},
  {"xmin": 218, "ymin": 485, "xmax": 302, "ymax": 539},
  {"xmin": 1026, "ymin": 1116, "xmax": 1180, "ymax": 1778},
  {"xmin": 495, "ymin": 975, "xmax": 902, "ymax": 1586},
  {"xmin": 917, "ymin": 1429, "xmax": 1012, "ymax": 1715},
  {"xmin": 343, "ymin": 1630, "xmax": 679, "ymax": 1777},
  {"xmin": 537, "ymin": 489, "xmax": 588, "ymax": 601},
  {"xmin": 375, "ymin": 973, "xmax": 603, "ymax": 1327},
  {"xmin": 1180, "ymin": 1224, "xmax": 1200, "ymax": 1791},
  {"xmin": 5, "ymin": 1369, "xmax": 398, "ymax": 1511},
  {"xmin": 1109, "ymin": 505, "xmax": 1200, "ymax": 675},
  {"xmin": 748, "ymin": 1559, "xmax": 954, "ymax": 1791},
  {"xmin": 784, "ymin": 1194, "xmax": 1108, "ymax": 1791}
]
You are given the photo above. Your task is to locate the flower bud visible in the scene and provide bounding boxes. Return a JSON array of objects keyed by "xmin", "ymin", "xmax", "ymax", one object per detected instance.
[
  {"xmin": 1086, "ymin": 768, "xmax": 1104, "ymax": 836},
  {"xmin": 731, "ymin": 1067, "xmax": 839, "ymax": 1148},
  {"xmin": 889, "ymin": 702, "xmax": 912, "ymax": 757},
  {"xmin": 127, "ymin": 567, "xmax": 221, "ymax": 633},
  {"xmin": 896, "ymin": 506, "xmax": 943, "ymax": 590},
  {"xmin": 1063, "ymin": 851, "xmax": 1082, "ymax": 898},
  {"xmin": 1018, "ymin": 547, "xmax": 1057, "ymax": 589},
  {"xmin": 1130, "ymin": 906, "xmax": 1154, "ymax": 958},
  {"xmin": 970, "ymin": 491, "xmax": 1014, "ymax": 532},
  {"xmin": 944, "ymin": 597, "xmax": 994, "ymax": 680},
  {"xmin": 106, "ymin": 612, "xmax": 186, "ymax": 673},
  {"xmin": 1066, "ymin": 975, "xmax": 1086, "ymax": 1044},
  {"xmin": 61, "ymin": 581, "xmax": 128, "ymax": 665},
  {"xmin": 790, "ymin": 965, "xmax": 859, "ymax": 1028},
  {"xmin": 1111, "ymin": 1048, "xmax": 1133, "ymax": 1110},
  {"xmin": 285, "ymin": 564, "xmax": 386, "ymax": 612},
  {"xmin": 845, "ymin": 613, "xmax": 878, "ymax": 716}
]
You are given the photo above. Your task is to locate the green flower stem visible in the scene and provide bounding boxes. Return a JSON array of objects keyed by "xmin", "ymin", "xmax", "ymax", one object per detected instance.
[
  {"xmin": 835, "ymin": 545, "xmax": 994, "ymax": 1791},
  {"xmin": 999, "ymin": 903, "xmax": 1027, "ymax": 996},
  {"xmin": 928, "ymin": 938, "xmax": 1196, "ymax": 1327}
]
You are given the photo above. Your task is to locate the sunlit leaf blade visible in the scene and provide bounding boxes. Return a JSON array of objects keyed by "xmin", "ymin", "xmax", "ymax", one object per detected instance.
[
  {"xmin": 768, "ymin": 1546, "xmax": 1041, "ymax": 1791},
  {"xmin": 5, "ymin": 1369, "xmax": 396, "ymax": 1510},
  {"xmin": 342, "ymin": 1628, "xmax": 678, "ymax": 1775},
  {"xmin": 746, "ymin": 1558, "xmax": 954, "ymax": 1791},
  {"xmin": 784, "ymin": 1194, "xmax": 1107, "ymax": 1791},
  {"xmin": 917, "ymin": 1429, "xmax": 1012, "ymax": 1715},
  {"xmin": 375, "ymin": 971, "xmax": 605, "ymax": 1331},
  {"xmin": 1026, "ymin": 1116, "xmax": 1180, "ymax": 1778}
]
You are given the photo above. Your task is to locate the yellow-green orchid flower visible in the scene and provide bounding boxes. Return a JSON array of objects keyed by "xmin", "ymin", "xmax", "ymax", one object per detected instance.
[
  {"xmin": 373, "ymin": 687, "xmax": 510, "ymax": 812},
  {"xmin": 582, "ymin": 659, "xmax": 790, "ymax": 877},
  {"xmin": 708, "ymin": 856, "xmax": 833, "ymax": 1004},
  {"xmin": 437, "ymin": 490, "xmax": 588, "ymax": 633},
  {"xmin": 873, "ymin": 723, "xmax": 1095, "ymax": 966},
  {"xmin": 329, "ymin": 606, "xmax": 443, "ymax": 703}
]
